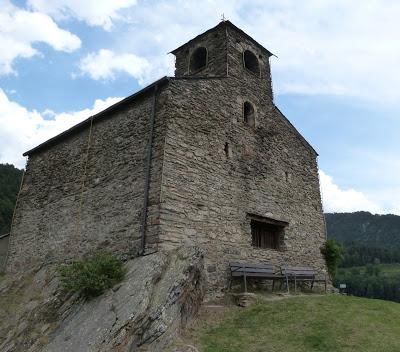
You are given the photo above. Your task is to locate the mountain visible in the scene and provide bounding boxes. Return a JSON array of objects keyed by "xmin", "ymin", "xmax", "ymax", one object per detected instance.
[
  {"xmin": 0, "ymin": 164, "xmax": 23, "ymax": 235},
  {"xmin": 325, "ymin": 211, "xmax": 400, "ymax": 249}
]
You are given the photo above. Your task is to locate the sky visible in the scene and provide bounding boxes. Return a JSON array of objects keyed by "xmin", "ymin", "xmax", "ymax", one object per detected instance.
[{"xmin": 0, "ymin": 0, "xmax": 399, "ymax": 215}]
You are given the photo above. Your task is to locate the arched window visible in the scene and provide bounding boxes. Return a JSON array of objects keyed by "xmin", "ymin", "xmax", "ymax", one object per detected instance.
[
  {"xmin": 243, "ymin": 101, "xmax": 256, "ymax": 127},
  {"xmin": 243, "ymin": 50, "xmax": 259, "ymax": 75},
  {"xmin": 190, "ymin": 47, "xmax": 207, "ymax": 73}
]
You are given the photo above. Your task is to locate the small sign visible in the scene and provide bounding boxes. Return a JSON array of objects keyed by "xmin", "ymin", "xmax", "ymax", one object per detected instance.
[{"xmin": 339, "ymin": 283, "xmax": 347, "ymax": 289}]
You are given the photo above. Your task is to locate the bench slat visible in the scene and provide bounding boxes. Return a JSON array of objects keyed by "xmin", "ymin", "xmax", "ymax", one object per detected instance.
[
  {"xmin": 284, "ymin": 270, "xmax": 315, "ymax": 274},
  {"xmin": 282, "ymin": 266, "xmax": 313, "ymax": 270},
  {"xmin": 285, "ymin": 276, "xmax": 314, "ymax": 280},
  {"xmin": 231, "ymin": 272, "xmax": 284, "ymax": 278},
  {"xmin": 282, "ymin": 266, "xmax": 315, "ymax": 275},
  {"xmin": 231, "ymin": 267, "xmax": 276, "ymax": 274},
  {"xmin": 284, "ymin": 271, "xmax": 315, "ymax": 276},
  {"xmin": 230, "ymin": 262, "xmax": 275, "ymax": 270},
  {"xmin": 229, "ymin": 262, "xmax": 282, "ymax": 281}
]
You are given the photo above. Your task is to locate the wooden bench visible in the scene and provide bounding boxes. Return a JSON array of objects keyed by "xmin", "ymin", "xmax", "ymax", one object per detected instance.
[
  {"xmin": 229, "ymin": 262, "xmax": 284, "ymax": 292},
  {"xmin": 281, "ymin": 266, "xmax": 327, "ymax": 293}
]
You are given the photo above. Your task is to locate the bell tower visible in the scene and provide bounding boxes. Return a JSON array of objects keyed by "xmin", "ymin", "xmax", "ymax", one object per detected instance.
[
  {"xmin": 170, "ymin": 21, "xmax": 274, "ymax": 98},
  {"xmin": 171, "ymin": 22, "xmax": 229, "ymax": 77}
]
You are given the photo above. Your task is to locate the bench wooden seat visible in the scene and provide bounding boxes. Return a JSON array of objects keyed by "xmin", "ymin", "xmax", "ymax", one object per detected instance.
[
  {"xmin": 281, "ymin": 266, "xmax": 327, "ymax": 293},
  {"xmin": 229, "ymin": 262, "xmax": 284, "ymax": 292}
]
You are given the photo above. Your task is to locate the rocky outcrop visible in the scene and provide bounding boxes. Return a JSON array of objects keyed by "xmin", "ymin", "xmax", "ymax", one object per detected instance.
[{"xmin": 0, "ymin": 246, "xmax": 205, "ymax": 352}]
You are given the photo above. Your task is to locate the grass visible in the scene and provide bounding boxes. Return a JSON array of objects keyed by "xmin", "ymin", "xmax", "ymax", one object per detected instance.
[
  {"xmin": 196, "ymin": 295, "xmax": 400, "ymax": 352},
  {"xmin": 340, "ymin": 263, "xmax": 400, "ymax": 277},
  {"xmin": 59, "ymin": 253, "xmax": 126, "ymax": 298},
  {"xmin": 378, "ymin": 264, "xmax": 400, "ymax": 275}
]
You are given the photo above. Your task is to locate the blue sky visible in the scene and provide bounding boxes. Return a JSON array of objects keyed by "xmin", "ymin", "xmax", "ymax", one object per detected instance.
[{"xmin": 0, "ymin": 0, "xmax": 399, "ymax": 214}]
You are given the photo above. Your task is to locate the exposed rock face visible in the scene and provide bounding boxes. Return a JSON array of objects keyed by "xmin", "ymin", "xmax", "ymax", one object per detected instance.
[{"xmin": 0, "ymin": 246, "xmax": 204, "ymax": 352}]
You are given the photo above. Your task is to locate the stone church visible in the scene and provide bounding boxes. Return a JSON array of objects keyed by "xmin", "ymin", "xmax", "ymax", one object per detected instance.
[{"xmin": 6, "ymin": 21, "xmax": 327, "ymax": 292}]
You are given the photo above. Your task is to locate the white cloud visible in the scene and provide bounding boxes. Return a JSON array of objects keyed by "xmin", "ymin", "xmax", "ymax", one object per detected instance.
[
  {"xmin": 103, "ymin": 0, "xmax": 400, "ymax": 104},
  {"xmin": 319, "ymin": 169, "xmax": 400, "ymax": 215},
  {"xmin": 319, "ymin": 170, "xmax": 384, "ymax": 214},
  {"xmin": 0, "ymin": 88, "xmax": 122, "ymax": 168},
  {"xmin": 28, "ymin": 0, "xmax": 137, "ymax": 30},
  {"xmin": 5, "ymin": 0, "xmax": 400, "ymax": 101},
  {"xmin": 77, "ymin": 49, "xmax": 151, "ymax": 85},
  {"xmin": 31, "ymin": 0, "xmax": 400, "ymax": 100},
  {"xmin": 236, "ymin": 0, "xmax": 400, "ymax": 103},
  {"xmin": 390, "ymin": 205, "xmax": 400, "ymax": 216},
  {"xmin": 0, "ymin": 0, "xmax": 81, "ymax": 75}
]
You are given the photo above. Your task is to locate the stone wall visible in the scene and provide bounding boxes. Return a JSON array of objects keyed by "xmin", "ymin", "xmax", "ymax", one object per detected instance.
[
  {"xmin": 6, "ymin": 22, "xmax": 327, "ymax": 297},
  {"xmin": 226, "ymin": 24, "xmax": 274, "ymax": 100},
  {"xmin": 159, "ymin": 24, "xmax": 326, "ymax": 294},
  {"xmin": 6, "ymin": 87, "xmax": 169, "ymax": 272},
  {"xmin": 174, "ymin": 25, "xmax": 228, "ymax": 78}
]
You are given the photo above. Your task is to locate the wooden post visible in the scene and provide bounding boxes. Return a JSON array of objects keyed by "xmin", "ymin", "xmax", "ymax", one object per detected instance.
[
  {"xmin": 243, "ymin": 265, "xmax": 247, "ymax": 293},
  {"xmin": 286, "ymin": 274, "xmax": 289, "ymax": 294}
]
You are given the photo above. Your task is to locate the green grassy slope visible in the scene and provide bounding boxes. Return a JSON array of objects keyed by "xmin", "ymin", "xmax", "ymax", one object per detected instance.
[
  {"xmin": 339, "ymin": 263, "xmax": 400, "ymax": 278},
  {"xmin": 377, "ymin": 263, "xmax": 400, "ymax": 276},
  {"xmin": 196, "ymin": 295, "xmax": 400, "ymax": 352}
]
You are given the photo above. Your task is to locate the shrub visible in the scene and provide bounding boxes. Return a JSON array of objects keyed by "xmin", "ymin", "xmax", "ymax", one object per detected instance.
[
  {"xmin": 321, "ymin": 239, "xmax": 343, "ymax": 278},
  {"xmin": 59, "ymin": 253, "xmax": 126, "ymax": 298}
]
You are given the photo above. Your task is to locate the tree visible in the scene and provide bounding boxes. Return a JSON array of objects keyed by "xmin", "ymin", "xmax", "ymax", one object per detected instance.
[
  {"xmin": 0, "ymin": 163, "xmax": 23, "ymax": 235},
  {"xmin": 321, "ymin": 239, "xmax": 343, "ymax": 278}
]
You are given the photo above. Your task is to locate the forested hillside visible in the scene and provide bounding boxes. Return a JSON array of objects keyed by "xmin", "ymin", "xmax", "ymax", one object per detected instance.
[
  {"xmin": 326, "ymin": 211, "xmax": 400, "ymax": 249},
  {"xmin": 327, "ymin": 212, "xmax": 400, "ymax": 303},
  {"xmin": 0, "ymin": 164, "xmax": 23, "ymax": 235}
]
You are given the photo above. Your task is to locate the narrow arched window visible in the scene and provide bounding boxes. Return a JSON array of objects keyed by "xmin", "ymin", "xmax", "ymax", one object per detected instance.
[
  {"xmin": 190, "ymin": 47, "xmax": 207, "ymax": 73},
  {"xmin": 243, "ymin": 101, "xmax": 255, "ymax": 127},
  {"xmin": 243, "ymin": 50, "xmax": 259, "ymax": 75},
  {"xmin": 224, "ymin": 142, "xmax": 232, "ymax": 158}
]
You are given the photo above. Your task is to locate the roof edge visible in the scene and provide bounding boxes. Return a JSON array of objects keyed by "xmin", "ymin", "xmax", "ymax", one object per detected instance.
[
  {"xmin": 170, "ymin": 21, "xmax": 274, "ymax": 57},
  {"xmin": 23, "ymin": 76, "xmax": 169, "ymax": 157},
  {"xmin": 273, "ymin": 105, "xmax": 319, "ymax": 157}
]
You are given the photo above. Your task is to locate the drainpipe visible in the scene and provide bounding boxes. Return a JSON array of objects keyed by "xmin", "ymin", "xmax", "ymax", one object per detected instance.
[{"xmin": 140, "ymin": 84, "xmax": 158, "ymax": 255}]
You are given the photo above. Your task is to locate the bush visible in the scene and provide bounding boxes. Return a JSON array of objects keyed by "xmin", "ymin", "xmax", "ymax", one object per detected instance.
[
  {"xmin": 59, "ymin": 253, "xmax": 126, "ymax": 298},
  {"xmin": 321, "ymin": 239, "xmax": 343, "ymax": 278}
]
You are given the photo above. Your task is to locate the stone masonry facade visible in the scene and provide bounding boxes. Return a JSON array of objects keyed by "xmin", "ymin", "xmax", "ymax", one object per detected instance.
[{"xmin": 6, "ymin": 21, "xmax": 327, "ymax": 294}]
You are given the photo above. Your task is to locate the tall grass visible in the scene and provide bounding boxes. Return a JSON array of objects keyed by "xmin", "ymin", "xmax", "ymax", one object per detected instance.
[{"xmin": 59, "ymin": 253, "xmax": 126, "ymax": 299}]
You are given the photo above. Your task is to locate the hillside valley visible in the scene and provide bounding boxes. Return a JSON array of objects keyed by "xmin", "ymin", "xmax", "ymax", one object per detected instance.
[{"xmin": 326, "ymin": 212, "xmax": 400, "ymax": 249}]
